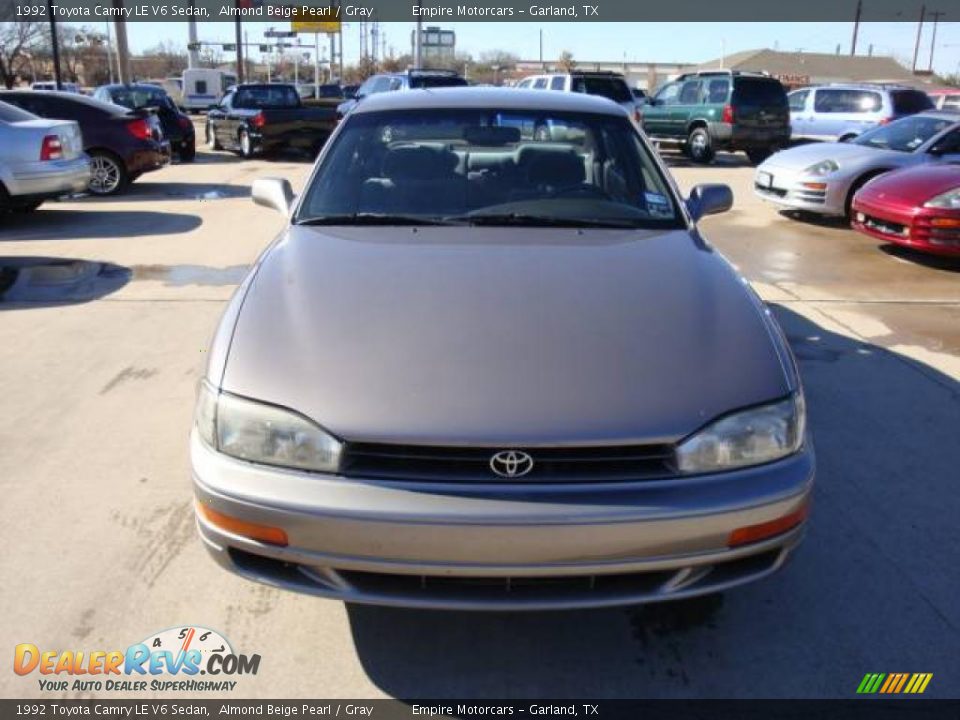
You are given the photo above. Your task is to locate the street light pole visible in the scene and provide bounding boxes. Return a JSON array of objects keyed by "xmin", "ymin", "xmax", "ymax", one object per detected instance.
[
  {"xmin": 45, "ymin": 0, "xmax": 62, "ymax": 89},
  {"xmin": 912, "ymin": 6, "xmax": 926, "ymax": 72},
  {"xmin": 928, "ymin": 10, "xmax": 945, "ymax": 72}
]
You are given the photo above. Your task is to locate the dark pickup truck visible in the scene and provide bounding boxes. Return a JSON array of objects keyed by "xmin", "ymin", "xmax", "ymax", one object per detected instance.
[{"xmin": 204, "ymin": 83, "xmax": 337, "ymax": 158}]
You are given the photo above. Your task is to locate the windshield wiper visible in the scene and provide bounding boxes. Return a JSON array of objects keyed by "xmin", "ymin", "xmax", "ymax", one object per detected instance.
[
  {"xmin": 453, "ymin": 213, "xmax": 643, "ymax": 229},
  {"xmin": 296, "ymin": 213, "xmax": 463, "ymax": 227}
]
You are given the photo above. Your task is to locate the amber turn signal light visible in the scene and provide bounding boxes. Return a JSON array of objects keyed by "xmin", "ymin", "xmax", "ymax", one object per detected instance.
[
  {"xmin": 727, "ymin": 502, "xmax": 809, "ymax": 548},
  {"xmin": 197, "ymin": 502, "xmax": 289, "ymax": 546}
]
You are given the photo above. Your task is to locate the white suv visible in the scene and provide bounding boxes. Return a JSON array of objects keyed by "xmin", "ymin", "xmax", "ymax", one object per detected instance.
[{"xmin": 515, "ymin": 71, "xmax": 640, "ymax": 123}]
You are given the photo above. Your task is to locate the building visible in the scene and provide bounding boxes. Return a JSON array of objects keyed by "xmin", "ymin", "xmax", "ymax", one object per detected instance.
[{"xmin": 695, "ymin": 48, "xmax": 925, "ymax": 89}]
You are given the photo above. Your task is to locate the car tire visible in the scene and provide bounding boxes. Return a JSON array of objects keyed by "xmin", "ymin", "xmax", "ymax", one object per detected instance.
[
  {"xmin": 687, "ymin": 127, "xmax": 715, "ymax": 164},
  {"xmin": 845, "ymin": 172, "xmax": 885, "ymax": 222},
  {"xmin": 239, "ymin": 128, "xmax": 255, "ymax": 159},
  {"xmin": 746, "ymin": 147, "xmax": 773, "ymax": 165},
  {"xmin": 206, "ymin": 125, "xmax": 221, "ymax": 150},
  {"xmin": 87, "ymin": 150, "xmax": 128, "ymax": 196},
  {"xmin": 180, "ymin": 143, "xmax": 197, "ymax": 163}
]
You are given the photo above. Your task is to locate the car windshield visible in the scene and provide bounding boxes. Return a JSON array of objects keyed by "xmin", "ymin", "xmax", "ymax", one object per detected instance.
[
  {"xmin": 109, "ymin": 87, "xmax": 168, "ymax": 109},
  {"xmin": 853, "ymin": 115, "xmax": 954, "ymax": 152},
  {"xmin": 297, "ymin": 108, "xmax": 682, "ymax": 228},
  {"xmin": 235, "ymin": 85, "xmax": 299, "ymax": 108}
]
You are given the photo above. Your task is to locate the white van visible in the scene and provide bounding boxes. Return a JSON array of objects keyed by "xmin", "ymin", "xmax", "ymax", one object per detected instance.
[{"xmin": 181, "ymin": 69, "xmax": 237, "ymax": 112}]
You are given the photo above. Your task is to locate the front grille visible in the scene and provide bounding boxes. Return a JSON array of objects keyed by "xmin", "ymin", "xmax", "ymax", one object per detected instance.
[
  {"xmin": 339, "ymin": 442, "xmax": 676, "ymax": 483},
  {"xmin": 859, "ymin": 213, "xmax": 908, "ymax": 238}
]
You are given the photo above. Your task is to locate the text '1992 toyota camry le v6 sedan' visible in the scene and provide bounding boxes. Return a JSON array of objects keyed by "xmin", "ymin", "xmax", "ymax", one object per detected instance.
[{"xmin": 191, "ymin": 88, "xmax": 814, "ymax": 611}]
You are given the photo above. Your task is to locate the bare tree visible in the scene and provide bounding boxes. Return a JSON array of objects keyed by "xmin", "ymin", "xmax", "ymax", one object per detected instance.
[
  {"xmin": 557, "ymin": 50, "xmax": 576, "ymax": 73},
  {"xmin": 0, "ymin": 21, "xmax": 46, "ymax": 88}
]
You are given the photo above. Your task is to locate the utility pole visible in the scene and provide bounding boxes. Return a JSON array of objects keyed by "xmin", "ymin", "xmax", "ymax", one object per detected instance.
[
  {"xmin": 912, "ymin": 6, "xmax": 926, "ymax": 71},
  {"xmin": 414, "ymin": 7, "xmax": 423, "ymax": 69},
  {"xmin": 187, "ymin": 0, "xmax": 199, "ymax": 68},
  {"xmin": 234, "ymin": 3, "xmax": 244, "ymax": 83},
  {"xmin": 850, "ymin": 0, "xmax": 862, "ymax": 56},
  {"xmin": 539, "ymin": 28, "xmax": 543, "ymax": 68},
  {"xmin": 928, "ymin": 10, "xmax": 945, "ymax": 72},
  {"xmin": 112, "ymin": 13, "xmax": 131, "ymax": 83},
  {"xmin": 45, "ymin": 0, "xmax": 62, "ymax": 88},
  {"xmin": 104, "ymin": 21, "xmax": 115, "ymax": 83}
]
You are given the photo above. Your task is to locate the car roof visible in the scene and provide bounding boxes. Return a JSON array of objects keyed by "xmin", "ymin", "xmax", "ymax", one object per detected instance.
[
  {"xmin": 353, "ymin": 87, "xmax": 627, "ymax": 115},
  {"xmin": 99, "ymin": 83, "xmax": 166, "ymax": 91},
  {"xmin": 0, "ymin": 90, "xmax": 126, "ymax": 113}
]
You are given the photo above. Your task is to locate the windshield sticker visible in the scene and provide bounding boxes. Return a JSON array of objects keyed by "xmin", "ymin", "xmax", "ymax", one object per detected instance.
[{"xmin": 644, "ymin": 192, "xmax": 673, "ymax": 218}]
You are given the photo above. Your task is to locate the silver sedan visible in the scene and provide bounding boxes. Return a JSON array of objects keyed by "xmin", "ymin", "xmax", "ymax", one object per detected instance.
[
  {"xmin": 192, "ymin": 88, "xmax": 813, "ymax": 611},
  {"xmin": 0, "ymin": 100, "xmax": 89, "ymax": 213},
  {"xmin": 754, "ymin": 112, "xmax": 960, "ymax": 218}
]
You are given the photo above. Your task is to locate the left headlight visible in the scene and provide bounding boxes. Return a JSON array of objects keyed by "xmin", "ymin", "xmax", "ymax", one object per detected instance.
[
  {"xmin": 923, "ymin": 188, "xmax": 960, "ymax": 209},
  {"xmin": 676, "ymin": 393, "xmax": 806, "ymax": 474},
  {"xmin": 194, "ymin": 380, "xmax": 342, "ymax": 473},
  {"xmin": 803, "ymin": 159, "xmax": 839, "ymax": 177}
]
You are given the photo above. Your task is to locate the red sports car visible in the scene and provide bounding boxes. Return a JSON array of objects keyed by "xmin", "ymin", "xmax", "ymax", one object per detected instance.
[{"xmin": 852, "ymin": 164, "xmax": 960, "ymax": 257}]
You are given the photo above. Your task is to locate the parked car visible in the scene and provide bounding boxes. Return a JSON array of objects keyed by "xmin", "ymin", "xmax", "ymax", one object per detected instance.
[
  {"xmin": 182, "ymin": 68, "xmax": 238, "ymax": 113},
  {"xmin": 336, "ymin": 69, "xmax": 467, "ymax": 117},
  {"xmin": 641, "ymin": 70, "xmax": 790, "ymax": 164},
  {"xmin": 1, "ymin": 90, "xmax": 171, "ymax": 195},
  {"xmin": 298, "ymin": 83, "xmax": 344, "ymax": 101},
  {"xmin": 191, "ymin": 88, "xmax": 813, "ymax": 610},
  {"xmin": 852, "ymin": 164, "xmax": 960, "ymax": 257},
  {"xmin": 515, "ymin": 71, "xmax": 640, "ymax": 123},
  {"xmin": 787, "ymin": 84, "xmax": 934, "ymax": 143},
  {"xmin": 0, "ymin": 100, "xmax": 89, "ymax": 213},
  {"xmin": 928, "ymin": 88, "xmax": 960, "ymax": 113},
  {"xmin": 93, "ymin": 83, "xmax": 195, "ymax": 162},
  {"xmin": 755, "ymin": 112, "xmax": 960, "ymax": 219},
  {"xmin": 205, "ymin": 83, "xmax": 337, "ymax": 158},
  {"xmin": 31, "ymin": 81, "xmax": 81, "ymax": 94},
  {"xmin": 341, "ymin": 84, "xmax": 360, "ymax": 100}
]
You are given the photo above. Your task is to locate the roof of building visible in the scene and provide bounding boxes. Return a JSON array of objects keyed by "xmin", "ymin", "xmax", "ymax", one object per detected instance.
[{"xmin": 696, "ymin": 48, "xmax": 921, "ymax": 85}]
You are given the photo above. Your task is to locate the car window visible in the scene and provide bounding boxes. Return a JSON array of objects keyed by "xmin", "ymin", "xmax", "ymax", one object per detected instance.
[
  {"xmin": 654, "ymin": 83, "xmax": 680, "ymax": 106},
  {"xmin": 814, "ymin": 89, "xmax": 882, "ymax": 113},
  {"xmin": 533, "ymin": 78, "xmax": 548, "ymax": 89},
  {"xmin": 891, "ymin": 90, "xmax": 934, "ymax": 115},
  {"xmin": 107, "ymin": 86, "xmax": 168, "ymax": 110},
  {"xmin": 733, "ymin": 78, "xmax": 787, "ymax": 106},
  {"xmin": 571, "ymin": 76, "xmax": 632, "ymax": 104},
  {"xmin": 0, "ymin": 100, "xmax": 37, "ymax": 122},
  {"xmin": 235, "ymin": 85, "xmax": 300, "ymax": 108},
  {"xmin": 550, "ymin": 76, "xmax": 566, "ymax": 91},
  {"xmin": 854, "ymin": 115, "xmax": 955, "ymax": 152},
  {"xmin": 788, "ymin": 89, "xmax": 809, "ymax": 111},
  {"xmin": 369, "ymin": 77, "xmax": 394, "ymax": 93},
  {"xmin": 517, "ymin": 79, "xmax": 532, "ymax": 89},
  {"xmin": 409, "ymin": 75, "xmax": 468, "ymax": 89},
  {"xmin": 297, "ymin": 108, "xmax": 682, "ymax": 229},
  {"xmin": 195, "ymin": 80, "xmax": 208, "ymax": 95},
  {"xmin": 679, "ymin": 80, "xmax": 702, "ymax": 105},
  {"xmin": 930, "ymin": 128, "xmax": 960, "ymax": 154},
  {"xmin": 705, "ymin": 79, "xmax": 731, "ymax": 104}
]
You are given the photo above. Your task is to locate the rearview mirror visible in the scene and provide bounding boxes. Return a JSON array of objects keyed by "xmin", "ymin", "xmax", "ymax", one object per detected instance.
[
  {"xmin": 686, "ymin": 184, "xmax": 733, "ymax": 221},
  {"xmin": 252, "ymin": 177, "xmax": 295, "ymax": 215}
]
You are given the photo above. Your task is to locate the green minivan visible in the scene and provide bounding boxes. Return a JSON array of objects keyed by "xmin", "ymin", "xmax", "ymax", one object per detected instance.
[{"xmin": 641, "ymin": 70, "xmax": 790, "ymax": 165}]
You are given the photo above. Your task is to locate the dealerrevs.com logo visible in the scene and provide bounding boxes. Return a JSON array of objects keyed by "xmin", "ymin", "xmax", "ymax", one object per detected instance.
[{"xmin": 14, "ymin": 626, "xmax": 260, "ymax": 693}]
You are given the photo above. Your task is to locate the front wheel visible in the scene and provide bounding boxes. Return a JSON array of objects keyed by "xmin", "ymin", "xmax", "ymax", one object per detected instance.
[
  {"xmin": 88, "ymin": 151, "xmax": 128, "ymax": 196},
  {"xmin": 687, "ymin": 127, "xmax": 715, "ymax": 164},
  {"xmin": 239, "ymin": 128, "xmax": 255, "ymax": 159}
]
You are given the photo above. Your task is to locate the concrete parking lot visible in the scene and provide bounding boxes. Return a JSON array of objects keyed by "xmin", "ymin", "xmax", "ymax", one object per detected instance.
[{"xmin": 2, "ymin": 134, "xmax": 958, "ymax": 699}]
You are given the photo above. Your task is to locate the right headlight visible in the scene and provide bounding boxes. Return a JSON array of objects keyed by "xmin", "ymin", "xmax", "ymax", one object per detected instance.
[
  {"xmin": 676, "ymin": 393, "xmax": 806, "ymax": 474},
  {"xmin": 194, "ymin": 380, "xmax": 342, "ymax": 473},
  {"xmin": 803, "ymin": 159, "xmax": 839, "ymax": 177}
]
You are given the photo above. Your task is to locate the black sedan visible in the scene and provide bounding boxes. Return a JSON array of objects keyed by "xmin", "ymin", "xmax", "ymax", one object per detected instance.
[
  {"xmin": 94, "ymin": 83, "xmax": 195, "ymax": 162},
  {"xmin": 1, "ymin": 91, "xmax": 170, "ymax": 195}
]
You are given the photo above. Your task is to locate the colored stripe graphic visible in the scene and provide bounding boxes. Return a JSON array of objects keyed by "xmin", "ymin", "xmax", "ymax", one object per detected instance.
[{"xmin": 857, "ymin": 673, "xmax": 932, "ymax": 694}]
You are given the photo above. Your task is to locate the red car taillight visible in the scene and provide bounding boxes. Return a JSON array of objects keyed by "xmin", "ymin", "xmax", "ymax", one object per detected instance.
[
  {"xmin": 721, "ymin": 104, "xmax": 735, "ymax": 124},
  {"xmin": 250, "ymin": 112, "xmax": 266, "ymax": 129},
  {"xmin": 39, "ymin": 135, "xmax": 63, "ymax": 161},
  {"xmin": 126, "ymin": 117, "xmax": 152, "ymax": 141}
]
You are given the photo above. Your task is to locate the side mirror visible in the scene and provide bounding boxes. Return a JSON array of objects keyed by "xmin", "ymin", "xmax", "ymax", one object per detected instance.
[
  {"xmin": 686, "ymin": 183, "xmax": 733, "ymax": 221},
  {"xmin": 252, "ymin": 177, "xmax": 295, "ymax": 215}
]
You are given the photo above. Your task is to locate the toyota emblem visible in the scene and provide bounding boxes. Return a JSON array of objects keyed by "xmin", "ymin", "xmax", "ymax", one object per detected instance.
[{"xmin": 490, "ymin": 450, "xmax": 534, "ymax": 478}]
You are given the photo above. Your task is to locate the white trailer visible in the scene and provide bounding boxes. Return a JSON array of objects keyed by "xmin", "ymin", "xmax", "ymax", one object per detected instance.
[{"xmin": 181, "ymin": 69, "xmax": 238, "ymax": 112}]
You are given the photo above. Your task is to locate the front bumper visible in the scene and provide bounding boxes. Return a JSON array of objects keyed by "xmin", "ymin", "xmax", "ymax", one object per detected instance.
[
  {"xmin": 753, "ymin": 163, "xmax": 848, "ymax": 216},
  {"xmin": 8, "ymin": 155, "xmax": 90, "ymax": 198},
  {"xmin": 709, "ymin": 123, "xmax": 790, "ymax": 151},
  {"xmin": 852, "ymin": 197, "xmax": 960, "ymax": 256},
  {"xmin": 191, "ymin": 431, "xmax": 814, "ymax": 610}
]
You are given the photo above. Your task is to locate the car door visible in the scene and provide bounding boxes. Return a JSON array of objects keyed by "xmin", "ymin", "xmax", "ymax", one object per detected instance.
[
  {"xmin": 788, "ymin": 89, "xmax": 810, "ymax": 138},
  {"xmin": 926, "ymin": 127, "xmax": 960, "ymax": 164},
  {"xmin": 643, "ymin": 82, "xmax": 679, "ymax": 137},
  {"xmin": 672, "ymin": 80, "xmax": 703, "ymax": 138},
  {"xmin": 210, "ymin": 91, "xmax": 233, "ymax": 146}
]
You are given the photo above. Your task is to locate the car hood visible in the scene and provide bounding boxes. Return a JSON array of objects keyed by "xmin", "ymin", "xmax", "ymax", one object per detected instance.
[
  {"xmin": 858, "ymin": 164, "xmax": 960, "ymax": 206},
  {"xmin": 221, "ymin": 227, "xmax": 792, "ymax": 446},
  {"xmin": 764, "ymin": 141, "xmax": 900, "ymax": 169}
]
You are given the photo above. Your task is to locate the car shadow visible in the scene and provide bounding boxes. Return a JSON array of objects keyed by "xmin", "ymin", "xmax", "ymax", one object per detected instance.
[
  {"xmin": 345, "ymin": 304, "xmax": 960, "ymax": 698},
  {"xmin": 878, "ymin": 244, "xmax": 960, "ymax": 273},
  {"xmin": 662, "ymin": 151, "xmax": 754, "ymax": 170},
  {"xmin": 70, "ymin": 182, "xmax": 251, "ymax": 204},
  {"xmin": 0, "ymin": 209, "xmax": 202, "ymax": 240},
  {"xmin": 777, "ymin": 209, "xmax": 849, "ymax": 228},
  {"xmin": 0, "ymin": 256, "xmax": 130, "ymax": 309}
]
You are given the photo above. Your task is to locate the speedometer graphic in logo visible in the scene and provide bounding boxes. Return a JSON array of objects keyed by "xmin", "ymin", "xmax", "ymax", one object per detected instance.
[{"xmin": 140, "ymin": 625, "xmax": 233, "ymax": 662}]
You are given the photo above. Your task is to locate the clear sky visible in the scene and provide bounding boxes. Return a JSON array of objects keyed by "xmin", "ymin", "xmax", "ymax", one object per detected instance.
[{"xmin": 119, "ymin": 21, "xmax": 960, "ymax": 75}]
